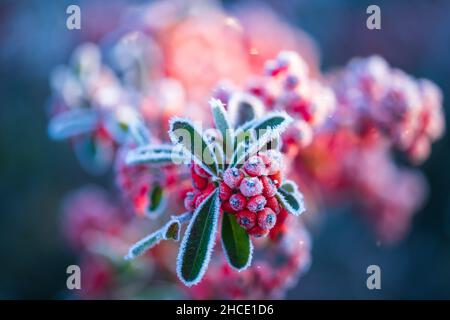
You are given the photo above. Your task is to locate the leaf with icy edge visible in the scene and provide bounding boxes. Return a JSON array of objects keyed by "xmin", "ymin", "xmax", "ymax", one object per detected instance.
[
  {"xmin": 221, "ymin": 212, "xmax": 253, "ymax": 271},
  {"xmin": 276, "ymin": 188, "xmax": 306, "ymax": 216},
  {"xmin": 281, "ymin": 180, "xmax": 298, "ymax": 194},
  {"xmin": 176, "ymin": 190, "xmax": 220, "ymax": 286},
  {"xmin": 125, "ymin": 230, "xmax": 162, "ymax": 260},
  {"xmin": 228, "ymin": 92, "xmax": 265, "ymax": 129},
  {"xmin": 163, "ymin": 220, "xmax": 181, "ymax": 241},
  {"xmin": 145, "ymin": 184, "xmax": 167, "ymax": 219},
  {"xmin": 127, "ymin": 117, "xmax": 151, "ymax": 146},
  {"xmin": 230, "ymin": 112, "xmax": 292, "ymax": 167},
  {"xmin": 233, "ymin": 128, "xmax": 276, "ymax": 167},
  {"xmin": 230, "ymin": 129, "xmax": 256, "ymax": 167},
  {"xmin": 239, "ymin": 111, "xmax": 293, "ymax": 139},
  {"xmin": 126, "ymin": 144, "xmax": 186, "ymax": 166},
  {"xmin": 125, "ymin": 217, "xmax": 186, "ymax": 260},
  {"xmin": 210, "ymin": 98, "xmax": 234, "ymax": 165},
  {"xmin": 210, "ymin": 141, "xmax": 225, "ymax": 172},
  {"xmin": 168, "ymin": 118, "xmax": 218, "ymax": 178},
  {"xmin": 48, "ymin": 109, "xmax": 98, "ymax": 140}
]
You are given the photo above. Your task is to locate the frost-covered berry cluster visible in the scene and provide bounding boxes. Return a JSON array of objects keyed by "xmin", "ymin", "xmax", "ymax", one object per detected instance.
[{"xmin": 217, "ymin": 152, "xmax": 286, "ymax": 238}]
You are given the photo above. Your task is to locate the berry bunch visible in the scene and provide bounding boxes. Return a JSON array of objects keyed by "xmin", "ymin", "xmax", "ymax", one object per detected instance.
[
  {"xmin": 222, "ymin": 152, "xmax": 284, "ymax": 238},
  {"xmin": 184, "ymin": 151, "xmax": 285, "ymax": 238}
]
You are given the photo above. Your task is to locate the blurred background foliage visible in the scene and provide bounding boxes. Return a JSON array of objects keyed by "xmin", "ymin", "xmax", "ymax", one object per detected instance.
[{"xmin": 1, "ymin": 0, "xmax": 449, "ymax": 299}]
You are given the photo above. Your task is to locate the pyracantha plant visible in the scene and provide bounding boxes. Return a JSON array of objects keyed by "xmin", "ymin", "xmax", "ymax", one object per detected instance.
[{"xmin": 124, "ymin": 98, "xmax": 305, "ymax": 286}]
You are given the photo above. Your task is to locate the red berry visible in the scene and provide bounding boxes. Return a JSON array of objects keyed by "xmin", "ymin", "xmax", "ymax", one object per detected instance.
[
  {"xmin": 243, "ymin": 156, "xmax": 267, "ymax": 177},
  {"xmin": 229, "ymin": 193, "xmax": 247, "ymax": 211},
  {"xmin": 223, "ymin": 168, "xmax": 244, "ymax": 189},
  {"xmin": 269, "ymin": 172, "xmax": 282, "ymax": 188},
  {"xmin": 221, "ymin": 200, "xmax": 236, "ymax": 214},
  {"xmin": 260, "ymin": 176, "xmax": 277, "ymax": 198},
  {"xmin": 265, "ymin": 196, "xmax": 281, "ymax": 214},
  {"xmin": 260, "ymin": 150, "xmax": 282, "ymax": 175},
  {"xmin": 257, "ymin": 207, "xmax": 277, "ymax": 230},
  {"xmin": 236, "ymin": 210, "xmax": 256, "ymax": 230},
  {"xmin": 239, "ymin": 177, "xmax": 263, "ymax": 197},
  {"xmin": 191, "ymin": 167, "xmax": 208, "ymax": 190},
  {"xmin": 258, "ymin": 152, "xmax": 271, "ymax": 165},
  {"xmin": 247, "ymin": 195, "xmax": 267, "ymax": 212},
  {"xmin": 219, "ymin": 182, "xmax": 232, "ymax": 201},
  {"xmin": 193, "ymin": 163, "xmax": 210, "ymax": 178},
  {"xmin": 194, "ymin": 184, "xmax": 215, "ymax": 208},
  {"xmin": 248, "ymin": 225, "xmax": 270, "ymax": 238},
  {"xmin": 269, "ymin": 208, "xmax": 289, "ymax": 240},
  {"xmin": 184, "ymin": 190, "xmax": 198, "ymax": 211}
]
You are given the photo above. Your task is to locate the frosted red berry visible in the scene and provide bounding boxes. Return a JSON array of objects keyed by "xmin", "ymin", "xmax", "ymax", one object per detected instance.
[
  {"xmin": 269, "ymin": 172, "xmax": 282, "ymax": 188},
  {"xmin": 223, "ymin": 167, "xmax": 245, "ymax": 189},
  {"xmin": 191, "ymin": 168, "xmax": 208, "ymax": 190},
  {"xmin": 265, "ymin": 196, "xmax": 281, "ymax": 214},
  {"xmin": 247, "ymin": 225, "xmax": 270, "ymax": 238},
  {"xmin": 236, "ymin": 210, "xmax": 256, "ymax": 230},
  {"xmin": 219, "ymin": 182, "xmax": 232, "ymax": 201},
  {"xmin": 193, "ymin": 163, "xmax": 210, "ymax": 178},
  {"xmin": 260, "ymin": 176, "xmax": 277, "ymax": 198},
  {"xmin": 194, "ymin": 184, "xmax": 215, "ymax": 208},
  {"xmin": 247, "ymin": 195, "xmax": 267, "ymax": 212},
  {"xmin": 239, "ymin": 177, "xmax": 263, "ymax": 197},
  {"xmin": 260, "ymin": 150, "xmax": 282, "ymax": 175},
  {"xmin": 222, "ymin": 200, "xmax": 236, "ymax": 214},
  {"xmin": 243, "ymin": 155, "xmax": 267, "ymax": 177},
  {"xmin": 257, "ymin": 207, "xmax": 277, "ymax": 230},
  {"xmin": 229, "ymin": 193, "xmax": 247, "ymax": 211}
]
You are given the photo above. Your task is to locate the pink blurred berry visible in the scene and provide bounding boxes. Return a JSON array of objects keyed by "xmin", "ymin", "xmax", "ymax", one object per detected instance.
[
  {"xmin": 247, "ymin": 195, "xmax": 267, "ymax": 212},
  {"xmin": 257, "ymin": 208, "xmax": 277, "ymax": 230},
  {"xmin": 223, "ymin": 168, "xmax": 245, "ymax": 189},
  {"xmin": 184, "ymin": 190, "xmax": 198, "ymax": 211},
  {"xmin": 243, "ymin": 156, "xmax": 266, "ymax": 177},
  {"xmin": 236, "ymin": 210, "xmax": 256, "ymax": 230},
  {"xmin": 239, "ymin": 177, "xmax": 263, "ymax": 197},
  {"xmin": 219, "ymin": 182, "xmax": 232, "ymax": 201},
  {"xmin": 229, "ymin": 193, "xmax": 247, "ymax": 211},
  {"xmin": 266, "ymin": 196, "xmax": 281, "ymax": 214},
  {"xmin": 260, "ymin": 176, "xmax": 277, "ymax": 198}
]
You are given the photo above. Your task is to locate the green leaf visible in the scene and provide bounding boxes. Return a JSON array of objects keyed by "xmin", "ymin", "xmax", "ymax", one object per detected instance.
[
  {"xmin": 221, "ymin": 212, "xmax": 253, "ymax": 271},
  {"xmin": 48, "ymin": 109, "xmax": 98, "ymax": 140},
  {"xmin": 177, "ymin": 190, "xmax": 220, "ymax": 286},
  {"xmin": 126, "ymin": 145, "xmax": 185, "ymax": 166},
  {"xmin": 276, "ymin": 188, "xmax": 306, "ymax": 216},
  {"xmin": 125, "ymin": 230, "xmax": 163, "ymax": 260},
  {"xmin": 168, "ymin": 118, "xmax": 218, "ymax": 177},
  {"xmin": 233, "ymin": 128, "xmax": 275, "ymax": 167},
  {"xmin": 210, "ymin": 98, "xmax": 234, "ymax": 163},
  {"xmin": 125, "ymin": 217, "xmax": 184, "ymax": 260},
  {"xmin": 145, "ymin": 184, "xmax": 167, "ymax": 218},
  {"xmin": 228, "ymin": 92, "xmax": 265, "ymax": 129},
  {"xmin": 246, "ymin": 111, "xmax": 294, "ymax": 139},
  {"xmin": 163, "ymin": 220, "xmax": 181, "ymax": 241},
  {"xmin": 281, "ymin": 180, "xmax": 297, "ymax": 194}
]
